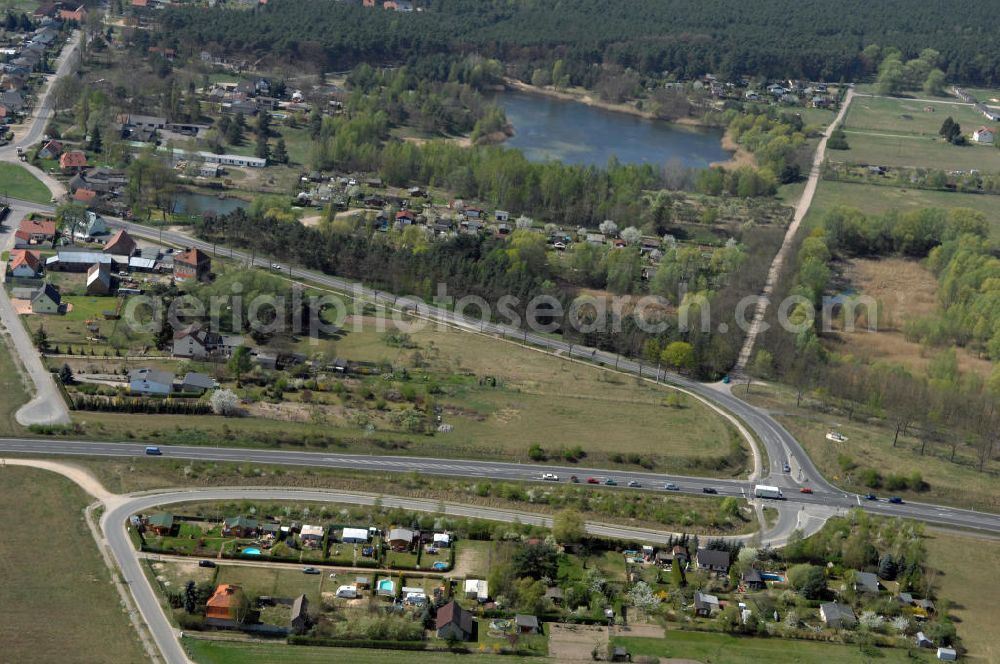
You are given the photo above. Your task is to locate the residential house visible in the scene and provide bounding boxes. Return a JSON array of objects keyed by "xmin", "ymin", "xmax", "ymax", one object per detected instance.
[
  {"xmin": 17, "ymin": 218, "xmax": 57, "ymax": 246},
  {"xmin": 435, "ymin": 601, "xmax": 473, "ymax": 641},
  {"xmin": 387, "ymin": 527, "xmax": 417, "ymax": 551},
  {"xmin": 936, "ymin": 647, "xmax": 957, "ymax": 661},
  {"xmin": 820, "ymin": 602, "xmax": 857, "ymax": 628},
  {"xmin": 494, "ymin": 210, "xmax": 510, "ymax": 223},
  {"xmin": 172, "ymin": 326, "xmax": 222, "ymax": 359},
  {"xmin": 173, "ymin": 247, "xmax": 211, "ymax": 282},
  {"xmin": 129, "ymin": 368, "xmax": 174, "ymax": 396},
  {"xmin": 104, "ymin": 229, "xmax": 137, "ymax": 257},
  {"xmin": 741, "ymin": 569, "xmax": 765, "ymax": 591},
  {"xmin": 916, "ymin": 632, "xmax": 934, "ymax": 648},
  {"xmin": 853, "ymin": 571, "xmax": 880, "ymax": 595},
  {"xmin": 58, "ymin": 4, "xmax": 86, "ymax": 21},
  {"xmin": 222, "ymin": 516, "xmax": 259, "ymax": 538},
  {"xmin": 695, "ymin": 548, "xmax": 730, "ymax": 575},
  {"xmin": 693, "ymin": 591, "xmax": 720, "ymax": 617},
  {"xmin": 341, "ymin": 527, "xmax": 370, "ymax": 544},
  {"xmin": 146, "ymin": 513, "xmax": 175, "ymax": 536},
  {"xmin": 31, "ymin": 283, "xmax": 61, "ymax": 314},
  {"xmin": 463, "ymin": 579, "xmax": 489, "ymax": 603},
  {"xmin": 432, "ymin": 532, "xmax": 451, "ymax": 548},
  {"xmin": 0, "ymin": 90, "xmax": 24, "ymax": 114},
  {"xmin": 8, "ymin": 250, "xmax": 42, "ymax": 278},
  {"xmin": 37, "ymin": 140, "xmax": 63, "ymax": 159},
  {"xmin": 897, "ymin": 592, "xmax": 915, "ymax": 606},
  {"xmin": 335, "ymin": 585, "xmax": 358, "ymax": 599},
  {"xmin": 300, "ymin": 524, "xmax": 324, "ymax": 544},
  {"xmin": 59, "ymin": 151, "xmax": 88, "ymax": 173},
  {"xmin": 290, "ymin": 595, "xmax": 309, "ymax": 634},
  {"xmin": 72, "ymin": 188, "xmax": 98, "ymax": 204},
  {"xmin": 585, "ymin": 233, "xmax": 606, "ymax": 245},
  {"xmin": 973, "ymin": 127, "xmax": 995, "ymax": 144},
  {"xmin": 180, "ymin": 372, "xmax": 216, "ymax": 394},
  {"xmin": 206, "ymin": 584, "xmax": 241, "ymax": 620},
  {"xmin": 915, "ymin": 598, "xmax": 936, "ymax": 614},
  {"xmin": 73, "ymin": 211, "xmax": 110, "ymax": 241},
  {"xmin": 86, "ymin": 262, "xmax": 113, "ymax": 295},
  {"xmin": 515, "ymin": 615, "xmax": 540, "ymax": 634}
]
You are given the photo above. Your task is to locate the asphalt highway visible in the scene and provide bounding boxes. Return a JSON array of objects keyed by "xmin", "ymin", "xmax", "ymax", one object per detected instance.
[{"xmin": 5, "ymin": 437, "xmax": 1000, "ymax": 537}]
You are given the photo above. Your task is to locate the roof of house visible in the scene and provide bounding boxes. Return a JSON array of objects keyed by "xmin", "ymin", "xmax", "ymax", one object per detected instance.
[
  {"xmin": 435, "ymin": 600, "xmax": 473, "ymax": 634},
  {"xmin": 104, "ymin": 229, "xmax": 137, "ymax": 256},
  {"xmin": 87, "ymin": 262, "xmax": 111, "ymax": 287},
  {"xmin": 821, "ymin": 602, "xmax": 857, "ymax": 623},
  {"xmin": 388, "ymin": 527, "xmax": 415, "ymax": 541},
  {"xmin": 18, "ymin": 217, "xmax": 57, "ymax": 237},
  {"xmin": 59, "ymin": 151, "xmax": 88, "ymax": 168},
  {"xmin": 129, "ymin": 367, "xmax": 174, "ymax": 386},
  {"xmin": 207, "ymin": 584, "xmax": 240, "ymax": 611},
  {"xmin": 742, "ymin": 568, "xmax": 763, "ymax": 584},
  {"xmin": 300, "ymin": 524, "xmax": 324, "ymax": 538},
  {"xmin": 854, "ymin": 571, "xmax": 880, "ymax": 593},
  {"xmin": 224, "ymin": 516, "xmax": 258, "ymax": 529},
  {"xmin": 33, "ymin": 282, "xmax": 61, "ymax": 305},
  {"xmin": 175, "ymin": 247, "xmax": 211, "ymax": 266},
  {"xmin": 696, "ymin": 548, "xmax": 730, "ymax": 569},
  {"xmin": 544, "ymin": 586, "xmax": 563, "ymax": 599},
  {"xmin": 72, "ymin": 188, "xmax": 97, "ymax": 203},
  {"xmin": 147, "ymin": 513, "xmax": 174, "ymax": 528},
  {"xmin": 515, "ymin": 614, "xmax": 539, "ymax": 629},
  {"xmin": 40, "ymin": 139, "xmax": 63, "ymax": 154},
  {"xmin": 290, "ymin": 594, "xmax": 308, "ymax": 622},
  {"xmin": 342, "ymin": 527, "xmax": 369, "ymax": 540},
  {"xmin": 9, "ymin": 250, "xmax": 41, "ymax": 272},
  {"xmin": 694, "ymin": 591, "xmax": 720, "ymax": 610},
  {"xmin": 976, "ymin": 126, "xmax": 996, "ymax": 134},
  {"xmin": 182, "ymin": 372, "xmax": 216, "ymax": 389}
]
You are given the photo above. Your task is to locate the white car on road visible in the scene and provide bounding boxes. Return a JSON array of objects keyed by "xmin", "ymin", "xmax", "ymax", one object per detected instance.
[{"xmin": 541, "ymin": 473, "xmax": 559, "ymax": 481}]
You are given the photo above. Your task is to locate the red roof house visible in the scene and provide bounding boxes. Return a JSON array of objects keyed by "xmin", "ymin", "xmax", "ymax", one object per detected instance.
[
  {"xmin": 59, "ymin": 151, "xmax": 88, "ymax": 173},
  {"xmin": 104, "ymin": 229, "xmax": 137, "ymax": 256},
  {"xmin": 173, "ymin": 247, "xmax": 212, "ymax": 282},
  {"xmin": 8, "ymin": 250, "xmax": 42, "ymax": 277}
]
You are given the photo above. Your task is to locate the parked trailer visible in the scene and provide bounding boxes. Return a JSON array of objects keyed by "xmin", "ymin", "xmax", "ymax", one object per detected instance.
[{"xmin": 754, "ymin": 485, "xmax": 784, "ymax": 500}]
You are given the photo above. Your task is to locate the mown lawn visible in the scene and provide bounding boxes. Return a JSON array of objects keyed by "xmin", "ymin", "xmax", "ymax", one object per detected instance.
[
  {"xmin": 0, "ymin": 163, "xmax": 52, "ymax": 204},
  {"xmin": 0, "ymin": 467, "xmax": 147, "ymax": 663},
  {"xmin": 184, "ymin": 639, "xmax": 548, "ymax": 664},
  {"xmin": 614, "ymin": 632, "xmax": 932, "ymax": 663},
  {"xmin": 806, "ymin": 179, "xmax": 1000, "ymax": 241},
  {"xmin": 925, "ymin": 531, "xmax": 1000, "ymax": 663},
  {"xmin": 0, "ymin": 334, "xmax": 29, "ymax": 435}
]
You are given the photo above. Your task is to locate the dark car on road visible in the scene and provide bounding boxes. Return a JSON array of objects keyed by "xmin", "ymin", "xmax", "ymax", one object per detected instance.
[
  {"xmin": 702, "ymin": 487, "xmax": 718, "ymax": 494},
  {"xmin": 888, "ymin": 496, "xmax": 904, "ymax": 504},
  {"xmin": 863, "ymin": 494, "xmax": 878, "ymax": 501},
  {"xmin": 303, "ymin": 567, "xmax": 321, "ymax": 574},
  {"xmin": 198, "ymin": 560, "xmax": 216, "ymax": 568},
  {"xmin": 604, "ymin": 478, "xmax": 618, "ymax": 486}
]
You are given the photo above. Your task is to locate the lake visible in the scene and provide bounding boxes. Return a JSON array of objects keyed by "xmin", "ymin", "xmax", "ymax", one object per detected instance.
[
  {"xmin": 495, "ymin": 89, "xmax": 731, "ymax": 168},
  {"xmin": 172, "ymin": 192, "xmax": 248, "ymax": 216}
]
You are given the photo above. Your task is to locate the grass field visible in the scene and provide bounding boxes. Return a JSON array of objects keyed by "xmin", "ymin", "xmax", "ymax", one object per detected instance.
[
  {"xmin": 806, "ymin": 180, "xmax": 1000, "ymax": 241},
  {"xmin": 739, "ymin": 382, "xmax": 1000, "ymax": 512},
  {"xmin": 925, "ymin": 532, "xmax": 1000, "ymax": 663},
  {"xmin": 0, "ymin": 467, "xmax": 147, "ymax": 663},
  {"xmin": 62, "ymin": 322, "xmax": 744, "ymax": 475},
  {"xmin": 837, "ymin": 94, "xmax": 1000, "ymax": 171},
  {"xmin": 0, "ymin": 334, "xmax": 29, "ymax": 435},
  {"xmin": 184, "ymin": 639, "xmax": 548, "ymax": 664},
  {"xmin": 613, "ymin": 632, "xmax": 932, "ymax": 663},
  {"xmin": 215, "ymin": 565, "xmax": 329, "ymax": 606},
  {"xmin": 0, "ymin": 163, "xmax": 52, "ymax": 204}
]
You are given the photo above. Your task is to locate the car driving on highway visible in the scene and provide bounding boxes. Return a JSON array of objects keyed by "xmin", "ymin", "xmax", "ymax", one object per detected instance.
[
  {"xmin": 627, "ymin": 480, "xmax": 641, "ymax": 488},
  {"xmin": 663, "ymin": 482, "xmax": 679, "ymax": 490},
  {"xmin": 702, "ymin": 487, "xmax": 718, "ymax": 494},
  {"xmin": 541, "ymin": 473, "xmax": 559, "ymax": 481}
]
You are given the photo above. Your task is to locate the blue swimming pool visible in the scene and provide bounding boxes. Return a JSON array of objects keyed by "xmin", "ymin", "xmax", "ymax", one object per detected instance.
[
  {"xmin": 378, "ymin": 579, "xmax": 395, "ymax": 594},
  {"xmin": 761, "ymin": 572, "xmax": 785, "ymax": 582},
  {"xmin": 243, "ymin": 547, "xmax": 262, "ymax": 555},
  {"xmin": 432, "ymin": 562, "xmax": 448, "ymax": 570}
]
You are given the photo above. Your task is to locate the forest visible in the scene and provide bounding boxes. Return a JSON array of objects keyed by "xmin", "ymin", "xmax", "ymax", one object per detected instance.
[
  {"xmin": 159, "ymin": 0, "xmax": 1000, "ymax": 85},
  {"xmin": 194, "ymin": 207, "xmax": 783, "ymax": 378}
]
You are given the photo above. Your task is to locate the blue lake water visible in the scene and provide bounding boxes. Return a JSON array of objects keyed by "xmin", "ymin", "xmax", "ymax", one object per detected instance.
[{"xmin": 495, "ymin": 89, "xmax": 731, "ymax": 168}]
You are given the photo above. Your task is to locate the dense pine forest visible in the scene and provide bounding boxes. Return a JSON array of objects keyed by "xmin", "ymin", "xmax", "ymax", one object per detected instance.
[{"xmin": 162, "ymin": 0, "xmax": 1000, "ymax": 84}]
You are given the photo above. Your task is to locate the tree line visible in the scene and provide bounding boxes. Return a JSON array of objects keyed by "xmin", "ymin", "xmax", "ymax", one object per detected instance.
[{"xmin": 159, "ymin": 0, "xmax": 1000, "ymax": 85}]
